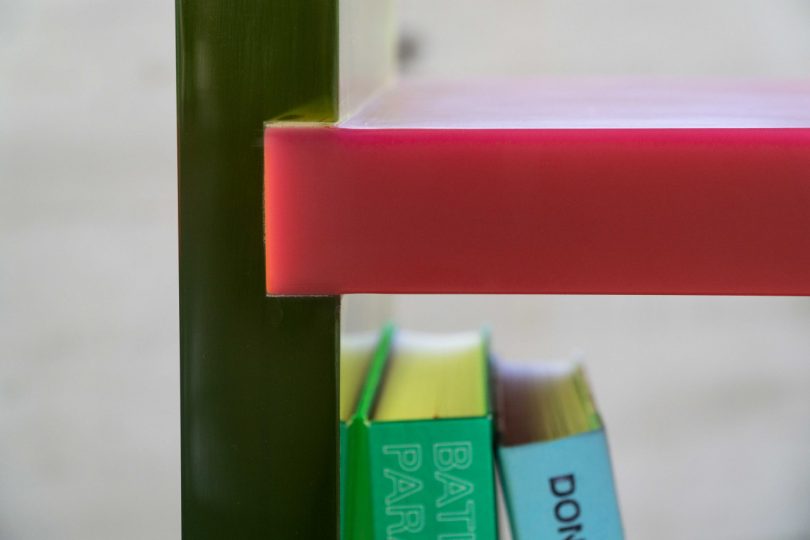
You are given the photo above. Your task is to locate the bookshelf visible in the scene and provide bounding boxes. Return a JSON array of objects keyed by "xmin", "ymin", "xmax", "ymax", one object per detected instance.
[
  {"xmin": 265, "ymin": 78, "xmax": 810, "ymax": 296},
  {"xmin": 176, "ymin": 1, "xmax": 809, "ymax": 539}
]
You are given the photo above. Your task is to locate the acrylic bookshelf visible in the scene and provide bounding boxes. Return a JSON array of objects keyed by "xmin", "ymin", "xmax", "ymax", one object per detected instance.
[
  {"xmin": 176, "ymin": 1, "xmax": 810, "ymax": 539},
  {"xmin": 265, "ymin": 78, "xmax": 810, "ymax": 296}
]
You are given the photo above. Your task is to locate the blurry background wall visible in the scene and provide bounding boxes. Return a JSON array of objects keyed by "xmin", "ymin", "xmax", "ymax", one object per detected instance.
[{"xmin": 2, "ymin": 1, "xmax": 809, "ymax": 539}]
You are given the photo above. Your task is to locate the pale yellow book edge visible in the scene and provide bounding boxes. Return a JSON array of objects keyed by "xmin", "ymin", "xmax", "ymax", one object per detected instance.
[{"xmin": 374, "ymin": 330, "xmax": 487, "ymax": 421}]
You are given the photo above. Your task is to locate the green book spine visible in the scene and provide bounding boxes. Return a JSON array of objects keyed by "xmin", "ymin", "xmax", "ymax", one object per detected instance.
[
  {"xmin": 346, "ymin": 329, "xmax": 497, "ymax": 539},
  {"xmin": 368, "ymin": 418, "xmax": 497, "ymax": 539},
  {"xmin": 340, "ymin": 420, "xmax": 348, "ymax": 538}
]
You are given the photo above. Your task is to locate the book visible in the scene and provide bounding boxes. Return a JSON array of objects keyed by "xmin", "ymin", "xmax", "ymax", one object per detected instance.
[
  {"xmin": 495, "ymin": 360, "xmax": 624, "ymax": 540},
  {"xmin": 344, "ymin": 328, "xmax": 498, "ymax": 539},
  {"xmin": 341, "ymin": 331, "xmax": 386, "ymax": 538}
]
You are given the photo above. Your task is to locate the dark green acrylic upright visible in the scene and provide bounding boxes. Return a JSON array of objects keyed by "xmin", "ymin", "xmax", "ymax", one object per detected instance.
[{"xmin": 176, "ymin": 2, "xmax": 340, "ymax": 538}]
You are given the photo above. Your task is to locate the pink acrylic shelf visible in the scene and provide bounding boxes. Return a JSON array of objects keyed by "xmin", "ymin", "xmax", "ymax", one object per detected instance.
[{"xmin": 264, "ymin": 79, "xmax": 810, "ymax": 295}]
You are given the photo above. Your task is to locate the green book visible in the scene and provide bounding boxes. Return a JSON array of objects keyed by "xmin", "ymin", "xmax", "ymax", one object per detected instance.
[
  {"xmin": 345, "ymin": 328, "xmax": 497, "ymax": 539},
  {"xmin": 341, "ymin": 330, "xmax": 389, "ymax": 538}
]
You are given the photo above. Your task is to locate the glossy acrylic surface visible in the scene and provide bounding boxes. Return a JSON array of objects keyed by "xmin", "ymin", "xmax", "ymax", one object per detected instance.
[{"xmin": 343, "ymin": 78, "xmax": 810, "ymax": 129}]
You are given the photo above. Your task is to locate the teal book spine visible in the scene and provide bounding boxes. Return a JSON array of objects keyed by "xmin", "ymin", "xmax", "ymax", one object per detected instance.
[{"xmin": 499, "ymin": 429, "xmax": 623, "ymax": 539}]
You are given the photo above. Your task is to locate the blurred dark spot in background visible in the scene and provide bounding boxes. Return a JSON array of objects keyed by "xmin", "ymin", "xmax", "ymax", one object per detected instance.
[{"xmin": 398, "ymin": 29, "xmax": 422, "ymax": 74}]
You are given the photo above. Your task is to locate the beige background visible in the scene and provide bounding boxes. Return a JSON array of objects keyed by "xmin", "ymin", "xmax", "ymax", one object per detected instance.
[{"xmin": 2, "ymin": 1, "xmax": 810, "ymax": 538}]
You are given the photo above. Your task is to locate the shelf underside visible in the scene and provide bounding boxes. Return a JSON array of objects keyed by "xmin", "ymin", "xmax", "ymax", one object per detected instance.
[{"xmin": 265, "ymin": 79, "xmax": 810, "ymax": 295}]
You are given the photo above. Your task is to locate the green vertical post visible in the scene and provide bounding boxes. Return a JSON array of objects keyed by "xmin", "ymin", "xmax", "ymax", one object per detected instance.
[{"xmin": 176, "ymin": 2, "xmax": 340, "ymax": 538}]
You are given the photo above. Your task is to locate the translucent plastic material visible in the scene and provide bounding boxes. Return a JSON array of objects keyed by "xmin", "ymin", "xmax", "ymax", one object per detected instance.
[{"xmin": 265, "ymin": 79, "xmax": 810, "ymax": 295}]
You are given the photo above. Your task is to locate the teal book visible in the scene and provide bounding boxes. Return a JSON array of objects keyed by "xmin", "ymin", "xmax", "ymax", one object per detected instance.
[
  {"xmin": 495, "ymin": 360, "xmax": 624, "ymax": 540},
  {"xmin": 345, "ymin": 328, "xmax": 498, "ymax": 539}
]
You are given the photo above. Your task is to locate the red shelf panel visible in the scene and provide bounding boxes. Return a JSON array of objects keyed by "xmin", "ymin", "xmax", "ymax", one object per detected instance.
[{"xmin": 264, "ymin": 81, "xmax": 810, "ymax": 295}]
